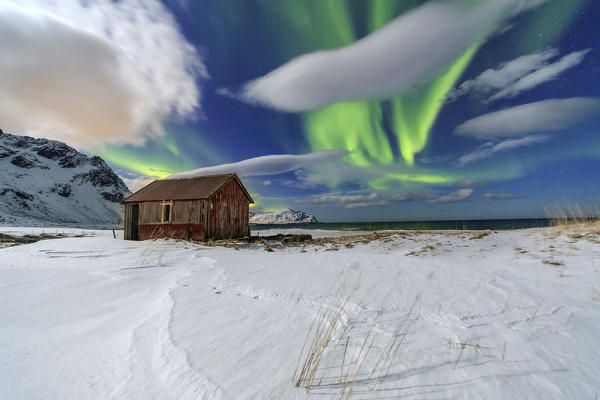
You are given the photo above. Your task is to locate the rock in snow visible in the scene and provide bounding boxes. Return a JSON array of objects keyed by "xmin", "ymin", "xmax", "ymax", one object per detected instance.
[
  {"xmin": 0, "ymin": 130, "xmax": 130, "ymax": 226},
  {"xmin": 249, "ymin": 208, "xmax": 318, "ymax": 224}
]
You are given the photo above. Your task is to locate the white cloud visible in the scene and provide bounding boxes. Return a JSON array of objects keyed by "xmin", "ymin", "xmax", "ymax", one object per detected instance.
[
  {"xmin": 457, "ymin": 134, "xmax": 551, "ymax": 166},
  {"xmin": 457, "ymin": 178, "xmax": 485, "ymax": 188},
  {"xmin": 388, "ymin": 192, "xmax": 434, "ymax": 202},
  {"xmin": 427, "ymin": 188, "xmax": 474, "ymax": 204},
  {"xmin": 448, "ymin": 49, "xmax": 589, "ymax": 102},
  {"xmin": 448, "ymin": 49, "xmax": 556, "ymax": 100},
  {"xmin": 455, "ymin": 98, "xmax": 600, "ymax": 139},
  {"xmin": 308, "ymin": 188, "xmax": 474, "ymax": 208},
  {"xmin": 0, "ymin": 1, "xmax": 205, "ymax": 148},
  {"xmin": 241, "ymin": 0, "xmax": 545, "ymax": 112},
  {"xmin": 215, "ymin": 87, "xmax": 237, "ymax": 99},
  {"xmin": 166, "ymin": 150, "xmax": 347, "ymax": 179},
  {"xmin": 489, "ymin": 49, "xmax": 590, "ymax": 101},
  {"xmin": 484, "ymin": 192, "xmax": 524, "ymax": 200},
  {"xmin": 309, "ymin": 192, "xmax": 384, "ymax": 209},
  {"xmin": 292, "ymin": 162, "xmax": 372, "ymax": 189},
  {"xmin": 262, "ymin": 180, "xmax": 272, "ymax": 186}
]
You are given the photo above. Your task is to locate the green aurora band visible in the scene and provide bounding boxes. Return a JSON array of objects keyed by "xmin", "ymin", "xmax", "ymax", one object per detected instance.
[
  {"xmin": 92, "ymin": 126, "xmax": 213, "ymax": 179},
  {"xmin": 293, "ymin": 0, "xmax": 582, "ymax": 184},
  {"xmin": 391, "ymin": 45, "xmax": 478, "ymax": 166},
  {"xmin": 301, "ymin": 1, "xmax": 484, "ymax": 169},
  {"xmin": 93, "ymin": 0, "xmax": 583, "ymax": 197}
]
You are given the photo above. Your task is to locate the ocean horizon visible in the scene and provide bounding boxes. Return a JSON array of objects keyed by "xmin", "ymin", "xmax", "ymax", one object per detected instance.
[{"xmin": 251, "ymin": 218, "xmax": 556, "ymax": 231}]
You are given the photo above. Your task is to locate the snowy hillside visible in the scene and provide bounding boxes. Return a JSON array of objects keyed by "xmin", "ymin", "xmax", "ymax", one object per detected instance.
[
  {"xmin": 250, "ymin": 208, "xmax": 317, "ymax": 224},
  {"xmin": 0, "ymin": 130, "xmax": 130, "ymax": 226}
]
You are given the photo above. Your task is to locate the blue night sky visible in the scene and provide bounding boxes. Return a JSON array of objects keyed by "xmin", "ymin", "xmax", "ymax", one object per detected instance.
[{"xmin": 2, "ymin": 0, "xmax": 599, "ymax": 221}]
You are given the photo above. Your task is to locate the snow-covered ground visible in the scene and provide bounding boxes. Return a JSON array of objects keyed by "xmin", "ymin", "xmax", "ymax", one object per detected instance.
[{"xmin": 1, "ymin": 226, "xmax": 599, "ymax": 399}]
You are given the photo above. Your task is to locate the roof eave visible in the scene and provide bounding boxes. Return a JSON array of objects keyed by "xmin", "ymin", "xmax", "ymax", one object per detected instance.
[
  {"xmin": 122, "ymin": 179, "xmax": 159, "ymax": 204},
  {"xmin": 205, "ymin": 173, "xmax": 254, "ymax": 204}
]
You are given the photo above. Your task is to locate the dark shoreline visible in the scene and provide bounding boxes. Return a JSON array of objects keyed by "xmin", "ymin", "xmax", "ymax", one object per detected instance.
[{"xmin": 250, "ymin": 218, "xmax": 555, "ymax": 231}]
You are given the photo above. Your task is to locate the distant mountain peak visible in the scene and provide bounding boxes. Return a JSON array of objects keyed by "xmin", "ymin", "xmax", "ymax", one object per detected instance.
[{"xmin": 249, "ymin": 208, "xmax": 318, "ymax": 224}]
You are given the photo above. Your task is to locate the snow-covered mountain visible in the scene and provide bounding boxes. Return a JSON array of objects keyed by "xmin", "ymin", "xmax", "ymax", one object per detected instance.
[
  {"xmin": 249, "ymin": 208, "xmax": 318, "ymax": 224},
  {"xmin": 0, "ymin": 129, "xmax": 130, "ymax": 226}
]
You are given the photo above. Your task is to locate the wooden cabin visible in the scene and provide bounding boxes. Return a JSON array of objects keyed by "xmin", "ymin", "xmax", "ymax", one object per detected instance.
[{"xmin": 122, "ymin": 174, "xmax": 253, "ymax": 241}]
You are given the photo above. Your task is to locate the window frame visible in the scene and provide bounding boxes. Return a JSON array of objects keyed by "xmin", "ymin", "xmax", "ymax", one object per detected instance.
[{"xmin": 160, "ymin": 201, "xmax": 173, "ymax": 223}]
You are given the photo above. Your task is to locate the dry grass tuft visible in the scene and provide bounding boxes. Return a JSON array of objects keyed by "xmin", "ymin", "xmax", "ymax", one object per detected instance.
[
  {"xmin": 592, "ymin": 286, "xmax": 600, "ymax": 302},
  {"xmin": 449, "ymin": 340, "xmax": 492, "ymax": 369},
  {"xmin": 470, "ymin": 231, "xmax": 491, "ymax": 240},
  {"xmin": 528, "ymin": 301, "xmax": 543, "ymax": 323},
  {"xmin": 293, "ymin": 270, "xmax": 434, "ymax": 398},
  {"xmin": 543, "ymin": 259, "xmax": 564, "ymax": 266},
  {"xmin": 293, "ymin": 271, "xmax": 364, "ymax": 392},
  {"xmin": 406, "ymin": 244, "xmax": 436, "ymax": 256},
  {"xmin": 545, "ymin": 204, "xmax": 600, "ymax": 241},
  {"xmin": 0, "ymin": 232, "xmax": 68, "ymax": 248}
]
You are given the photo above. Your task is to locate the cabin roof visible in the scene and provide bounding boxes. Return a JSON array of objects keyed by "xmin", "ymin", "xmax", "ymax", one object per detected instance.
[{"xmin": 123, "ymin": 173, "xmax": 253, "ymax": 203}]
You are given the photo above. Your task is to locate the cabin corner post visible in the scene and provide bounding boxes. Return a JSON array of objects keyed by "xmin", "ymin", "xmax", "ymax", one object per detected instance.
[
  {"xmin": 247, "ymin": 202, "xmax": 251, "ymax": 237},
  {"xmin": 124, "ymin": 203, "xmax": 129, "ymax": 240},
  {"xmin": 203, "ymin": 198, "xmax": 210, "ymax": 240}
]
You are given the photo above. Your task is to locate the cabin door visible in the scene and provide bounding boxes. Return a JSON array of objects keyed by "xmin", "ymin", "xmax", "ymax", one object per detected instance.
[{"xmin": 127, "ymin": 204, "xmax": 139, "ymax": 240}]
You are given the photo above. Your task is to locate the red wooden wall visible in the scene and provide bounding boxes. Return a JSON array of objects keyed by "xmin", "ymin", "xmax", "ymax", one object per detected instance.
[
  {"xmin": 138, "ymin": 223, "xmax": 205, "ymax": 241},
  {"xmin": 208, "ymin": 177, "xmax": 250, "ymax": 239}
]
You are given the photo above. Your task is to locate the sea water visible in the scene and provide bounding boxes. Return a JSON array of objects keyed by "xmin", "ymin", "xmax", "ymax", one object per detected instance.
[{"xmin": 251, "ymin": 218, "xmax": 554, "ymax": 231}]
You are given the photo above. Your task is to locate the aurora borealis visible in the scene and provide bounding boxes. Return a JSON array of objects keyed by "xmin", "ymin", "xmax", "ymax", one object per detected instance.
[{"xmin": 2, "ymin": 0, "xmax": 599, "ymax": 220}]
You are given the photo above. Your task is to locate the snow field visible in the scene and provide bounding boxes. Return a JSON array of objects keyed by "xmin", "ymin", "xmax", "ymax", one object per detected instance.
[{"xmin": 1, "ymin": 227, "xmax": 599, "ymax": 399}]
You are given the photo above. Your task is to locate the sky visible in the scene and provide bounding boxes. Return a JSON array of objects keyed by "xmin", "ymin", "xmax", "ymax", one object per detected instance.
[{"xmin": 1, "ymin": 0, "xmax": 599, "ymax": 221}]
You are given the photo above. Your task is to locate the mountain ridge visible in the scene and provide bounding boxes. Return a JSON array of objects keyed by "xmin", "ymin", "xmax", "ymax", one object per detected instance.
[
  {"xmin": 249, "ymin": 208, "xmax": 318, "ymax": 224},
  {"xmin": 0, "ymin": 129, "xmax": 130, "ymax": 226}
]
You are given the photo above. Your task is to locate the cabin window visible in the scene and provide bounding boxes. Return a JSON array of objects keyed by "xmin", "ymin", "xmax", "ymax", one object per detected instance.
[
  {"xmin": 198, "ymin": 201, "xmax": 204, "ymax": 224},
  {"xmin": 161, "ymin": 201, "xmax": 173, "ymax": 223}
]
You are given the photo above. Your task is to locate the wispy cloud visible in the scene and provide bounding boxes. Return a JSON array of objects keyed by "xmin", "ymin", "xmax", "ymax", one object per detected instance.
[
  {"xmin": 484, "ymin": 192, "xmax": 524, "ymax": 200},
  {"xmin": 489, "ymin": 50, "xmax": 590, "ymax": 101},
  {"xmin": 309, "ymin": 192, "xmax": 385, "ymax": 209},
  {"xmin": 457, "ymin": 135, "xmax": 551, "ymax": 166},
  {"xmin": 240, "ymin": 0, "xmax": 545, "ymax": 112},
  {"xmin": 427, "ymin": 189, "xmax": 474, "ymax": 204},
  {"xmin": 455, "ymin": 98, "xmax": 600, "ymax": 139},
  {"xmin": 292, "ymin": 162, "xmax": 372, "ymax": 189},
  {"xmin": 308, "ymin": 188, "xmax": 474, "ymax": 208},
  {"xmin": 457, "ymin": 178, "xmax": 485, "ymax": 188},
  {"xmin": 448, "ymin": 48, "xmax": 589, "ymax": 102},
  {"xmin": 166, "ymin": 150, "xmax": 347, "ymax": 179},
  {"xmin": 0, "ymin": 1, "xmax": 205, "ymax": 148},
  {"xmin": 215, "ymin": 87, "xmax": 237, "ymax": 99}
]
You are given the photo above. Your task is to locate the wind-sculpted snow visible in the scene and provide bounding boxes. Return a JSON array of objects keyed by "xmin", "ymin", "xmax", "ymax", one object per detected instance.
[{"xmin": 1, "ymin": 225, "xmax": 599, "ymax": 399}]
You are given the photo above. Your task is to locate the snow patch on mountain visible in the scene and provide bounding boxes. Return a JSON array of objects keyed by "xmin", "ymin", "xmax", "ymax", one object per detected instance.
[
  {"xmin": 0, "ymin": 129, "xmax": 130, "ymax": 226},
  {"xmin": 249, "ymin": 208, "xmax": 317, "ymax": 224}
]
